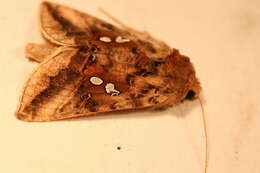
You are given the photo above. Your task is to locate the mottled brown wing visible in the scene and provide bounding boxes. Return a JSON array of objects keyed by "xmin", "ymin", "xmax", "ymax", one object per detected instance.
[
  {"xmin": 16, "ymin": 43, "xmax": 199, "ymax": 122},
  {"xmin": 16, "ymin": 45, "xmax": 171, "ymax": 122},
  {"xmin": 40, "ymin": 1, "xmax": 172, "ymax": 60}
]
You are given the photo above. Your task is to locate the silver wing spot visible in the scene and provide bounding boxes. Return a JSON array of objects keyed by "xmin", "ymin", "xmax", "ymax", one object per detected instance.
[{"xmin": 105, "ymin": 83, "xmax": 120, "ymax": 96}]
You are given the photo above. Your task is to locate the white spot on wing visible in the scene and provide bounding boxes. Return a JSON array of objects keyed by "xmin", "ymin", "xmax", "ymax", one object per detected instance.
[
  {"xmin": 105, "ymin": 83, "xmax": 120, "ymax": 96},
  {"xmin": 99, "ymin": 36, "xmax": 112, "ymax": 42},
  {"xmin": 115, "ymin": 36, "xmax": 131, "ymax": 43},
  {"xmin": 90, "ymin": 77, "xmax": 103, "ymax": 85}
]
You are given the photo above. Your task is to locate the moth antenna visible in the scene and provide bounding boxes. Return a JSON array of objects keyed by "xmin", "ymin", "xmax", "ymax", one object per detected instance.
[
  {"xmin": 98, "ymin": 8, "xmax": 133, "ymax": 30},
  {"xmin": 198, "ymin": 96, "xmax": 208, "ymax": 173}
]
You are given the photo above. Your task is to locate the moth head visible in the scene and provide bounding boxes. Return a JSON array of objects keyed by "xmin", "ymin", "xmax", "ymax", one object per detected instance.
[{"xmin": 165, "ymin": 50, "xmax": 201, "ymax": 102}]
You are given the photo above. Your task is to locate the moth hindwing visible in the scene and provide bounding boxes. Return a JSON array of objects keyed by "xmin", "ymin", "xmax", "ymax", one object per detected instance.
[{"xmin": 16, "ymin": 1, "xmax": 201, "ymax": 121}]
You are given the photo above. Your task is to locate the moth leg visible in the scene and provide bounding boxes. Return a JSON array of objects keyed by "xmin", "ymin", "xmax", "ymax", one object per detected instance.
[{"xmin": 25, "ymin": 43, "xmax": 58, "ymax": 63}]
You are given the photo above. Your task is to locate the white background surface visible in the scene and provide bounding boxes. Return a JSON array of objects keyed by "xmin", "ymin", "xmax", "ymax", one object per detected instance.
[{"xmin": 0, "ymin": 0, "xmax": 259, "ymax": 172}]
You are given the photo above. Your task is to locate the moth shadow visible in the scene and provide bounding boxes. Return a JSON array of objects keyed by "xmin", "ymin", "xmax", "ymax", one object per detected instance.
[{"xmin": 63, "ymin": 99, "xmax": 202, "ymax": 122}]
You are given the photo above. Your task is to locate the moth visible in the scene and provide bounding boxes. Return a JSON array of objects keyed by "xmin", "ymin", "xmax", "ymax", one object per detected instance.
[{"xmin": 16, "ymin": 1, "xmax": 201, "ymax": 122}]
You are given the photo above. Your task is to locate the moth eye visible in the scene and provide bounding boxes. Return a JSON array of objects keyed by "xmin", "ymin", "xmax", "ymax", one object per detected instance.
[{"xmin": 185, "ymin": 90, "xmax": 196, "ymax": 100}]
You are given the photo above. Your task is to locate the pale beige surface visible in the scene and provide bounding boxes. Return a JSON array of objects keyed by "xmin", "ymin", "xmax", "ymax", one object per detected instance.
[{"xmin": 0, "ymin": 0, "xmax": 260, "ymax": 172}]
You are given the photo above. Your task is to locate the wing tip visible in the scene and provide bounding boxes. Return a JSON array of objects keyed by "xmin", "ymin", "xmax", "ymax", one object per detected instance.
[
  {"xmin": 15, "ymin": 110, "xmax": 52, "ymax": 122},
  {"xmin": 15, "ymin": 111, "xmax": 34, "ymax": 122}
]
